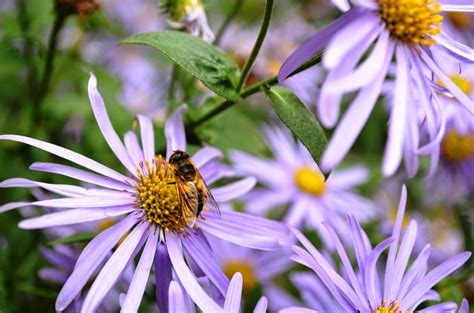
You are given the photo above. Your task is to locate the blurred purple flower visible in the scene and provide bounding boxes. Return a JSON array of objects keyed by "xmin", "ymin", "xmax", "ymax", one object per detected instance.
[
  {"xmin": 168, "ymin": 273, "xmax": 268, "ymax": 313},
  {"xmin": 206, "ymin": 229, "xmax": 294, "ymax": 311},
  {"xmin": 0, "ymin": 74, "xmax": 289, "ymax": 312},
  {"xmin": 279, "ymin": 0, "xmax": 474, "ymax": 177},
  {"xmin": 230, "ymin": 125, "xmax": 378, "ymax": 249},
  {"xmin": 285, "ymin": 186, "xmax": 471, "ymax": 312}
]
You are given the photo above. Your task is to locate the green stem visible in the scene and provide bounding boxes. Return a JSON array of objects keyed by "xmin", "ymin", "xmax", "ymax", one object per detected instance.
[
  {"xmin": 190, "ymin": 52, "xmax": 322, "ymax": 127},
  {"xmin": 16, "ymin": 0, "xmax": 37, "ymax": 99},
  {"xmin": 34, "ymin": 9, "xmax": 67, "ymax": 111},
  {"xmin": 236, "ymin": 0, "xmax": 274, "ymax": 91},
  {"xmin": 214, "ymin": 0, "xmax": 245, "ymax": 46}
]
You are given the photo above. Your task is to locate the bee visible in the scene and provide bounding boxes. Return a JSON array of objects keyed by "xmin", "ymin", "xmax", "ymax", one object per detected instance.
[{"xmin": 168, "ymin": 150, "xmax": 220, "ymax": 227}]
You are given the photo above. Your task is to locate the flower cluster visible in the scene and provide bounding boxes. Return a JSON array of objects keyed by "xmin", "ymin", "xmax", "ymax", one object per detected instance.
[{"xmin": 0, "ymin": 0, "xmax": 472, "ymax": 312}]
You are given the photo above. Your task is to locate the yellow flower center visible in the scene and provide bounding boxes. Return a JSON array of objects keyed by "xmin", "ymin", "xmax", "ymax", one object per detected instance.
[
  {"xmin": 445, "ymin": 74, "xmax": 473, "ymax": 95},
  {"xmin": 389, "ymin": 207, "xmax": 410, "ymax": 230},
  {"xmin": 294, "ymin": 167, "xmax": 326, "ymax": 197},
  {"xmin": 377, "ymin": 0, "xmax": 443, "ymax": 46},
  {"xmin": 223, "ymin": 261, "xmax": 258, "ymax": 293},
  {"xmin": 441, "ymin": 129, "xmax": 474, "ymax": 163},
  {"xmin": 134, "ymin": 156, "xmax": 187, "ymax": 232},
  {"xmin": 374, "ymin": 300, "xmax": 406, "ymax": 313},
  {"xmin": 447, "ymin": 12, "xmax": 471, "ymax": 29}
]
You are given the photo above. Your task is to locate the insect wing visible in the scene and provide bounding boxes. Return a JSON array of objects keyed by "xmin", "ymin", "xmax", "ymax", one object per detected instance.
[
  {"xmin": 196, "ymin": 171, "xmax": 221, "ymax": 218},
  {"xmin": 176, "ymin": 179, "xmax": 199, "ymax": 227}
]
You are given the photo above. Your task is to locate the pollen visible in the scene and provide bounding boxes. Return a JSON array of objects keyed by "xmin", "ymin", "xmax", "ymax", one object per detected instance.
[
  {"xmin": 223, "ymin": 261, "xmax": 258, "ymax": 294},
  {"xmin": 446, "ymin": 74, "xmax": 473, "ymax": 95},
  {"xmin": 377, "ymin": 0, "xmax": 443, "ymax": 46},
  {"xmin": 294, "ymin": 167, "xmax": 326, "ymax": 197},
  {"xmin": 374, "ymin": 300, "xmax": 406, "ymax": 313},
  {"xmin": 441, "ymin": 129, "xmax": 474, "ymax": 163},
  {"xmin": 134, "ymin": 156, "xmax": 187, "ymax": 232}
]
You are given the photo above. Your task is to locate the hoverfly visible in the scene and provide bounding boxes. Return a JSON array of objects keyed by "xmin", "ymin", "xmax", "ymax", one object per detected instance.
[{"xmin": 168, "ymin": 150, "xmax": 220, "ymax": 227}]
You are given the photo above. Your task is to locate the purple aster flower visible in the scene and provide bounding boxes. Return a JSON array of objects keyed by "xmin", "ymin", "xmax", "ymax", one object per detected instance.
[
  {"xmin": 279, "ymin": 0, "xmax": 474, "ymax": 177},
  {"xmin": 0, "ymin": 74, "xmax": 289, "ymax": 312},
  {"xmin": 39, "ymin": 244, "xmax": 134, "ymax": 313},
  {"xmin": 205, "ymin": 228, "xmax": 294, "ymax": 311},
  {"xmin": 230, "ymin": 124, "xmax": 378, "ymax": 249},
  {"xmin": 286, "ymin": 185, "xmax": 471, "ymax": 312},
  {"xmin": 167, "ymin": 273, "xmax": 269, "ymax": 313}
]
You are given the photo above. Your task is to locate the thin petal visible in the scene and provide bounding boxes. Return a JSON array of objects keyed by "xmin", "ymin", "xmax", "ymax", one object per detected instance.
[
  {"xmin": 137, "ymin": 115, "xmax": 155, "ymax": 163},
  {"xmin": 182, "ymin": 232, "xmax": 229, "ymax": 296},
  {"xmin": 400, "ymin": 252, "xmax": 472, "ymax": 309},
  {"xmin": 224, "ymin": 273, "xmax": 243, "ymax": 313},
  {"xmin": 320, "ymin": 40, "xmax": 394, "ymax": 172},
  {"xmin": 88, "ymin": 73, "xmax": 138, "ymax": 176},
  {"xmin": 121, "ymin": 229, "xmax": 158, "ymax": 312},
  {"xmin": 253, "ymin": 296, "xmax": 268, "ymax": 313},
  {"xmin": 81, "ymin": 222, "xmax": 148, "ymax": 313},
  {"xmin": 364, "ymin": 237, "xmax": 395, "ymax": 309},
  {"xmin": 1, "ymin": 178, "xmax": 87, "ymax": 197},
  {"xmin": 19, "ymin": 206, "xmax": 136, "ymax": 229},
  {"xmin": 0, "ymin": 135, "xmax": 131, "ymax": 183},
  {"xmin": 435, "ymin": 31, "xmax": 474, "ymax": 62},
  {"xmin": 168, "ymin": 281, "xmax": 188, "ymax": 313},
  {"xmin": 56, "ymin": 213, "xmax": 138, "ymax": 311},
  {"xmin": 192, "ymin": 147, "xmax": 223, "ymax": 168},
  {"xmin": 382, "ymin": 45, "xmax": 410, "ymax": 176},
  {"xmin": 30, "ymin": 162, "xmax": 134, "ymax": 191},
  {"xmin": 323, "ymin": 13, "xmax": 381, "ymax": 69},
  {"xmin": 279, "ymin": 9, "xmax": 363, "ymax": 81},
  {"xmin": 211, "ymin": 177, "xmax": 256, "ymax": 202},
  {"xmin": 155, "ymin": 242, "xmax": 173, "ymax": 313},
  {"xmin": 324, "ymin": 30, "xmax": 390, "ymax": 93},
  {"xmin": 165, "ymin": 105, "xmax": 187, "ymax": 159},
  {"xmin": 124, "ymin": 131, "xmax": 145, "ymax": 167},
  {"xmin": 166, "ymin": 234, "xmax": 222, "ymax": 312}
]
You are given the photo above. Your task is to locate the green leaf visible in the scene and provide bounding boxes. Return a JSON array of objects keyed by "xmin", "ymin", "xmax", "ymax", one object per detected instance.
[
  {"xmin": 47, "ymin": 231, "xmax": 97, "ymax": 246},
  {"xmin": 121, "ymin": 31, "xmax": 241, "ymax": 101},
  {"xmin": 264, "ymin": 86, "xmax": 328, "ymax": 165}
]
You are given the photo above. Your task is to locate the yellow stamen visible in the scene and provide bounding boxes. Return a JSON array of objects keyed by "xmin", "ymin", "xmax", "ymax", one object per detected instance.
[
  {"xmin": 294, "ymin": 167, "xmax": 326, "ymax": 197},
  {"xmin": 441, "ymin": 129, "xmax": 474, "ymax": 163},
  {"xmin": 134, "ymin": 156, "xmax": 188, "ymax": 232},
  {"xmin": 377, "ymin": 0, "xmax": 443, "ymax": 46},
  {"xmin": 223, "ymin": 261, "xmax": 258, "ymax": 294},
  {"xmin": 374, "ymin": 300, "xmax": 406, "ymax": 313},
  {"xmin": 447, "ymin": 12, "xmax": 471, "ymax": 29}
]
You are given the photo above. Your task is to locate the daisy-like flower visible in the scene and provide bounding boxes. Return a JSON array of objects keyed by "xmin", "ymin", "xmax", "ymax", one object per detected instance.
[
  {"xmin": 0, "ymin": 74, "xmax": 289, "ymax": 312},
  {"xmin": 230, "ymin": 125, "xmax": 377, "ymax": 248},
  {"xmin": 286, "ymin": 185, "xmax": 472, "ymax": 312},
  {"xmin": 206, "ymin": 228, "xmax": 294, "ymax": 311},
  {"xmin": 160, "ymin": 0, "xmax": 215, "ymax": 42},
  {"xmin": 279, "ymin": 0, "xmax": 474, "ymax": 177},
  {"xmin": 168, "ymin": 273, "xmax": 269, "ymax": 313}
]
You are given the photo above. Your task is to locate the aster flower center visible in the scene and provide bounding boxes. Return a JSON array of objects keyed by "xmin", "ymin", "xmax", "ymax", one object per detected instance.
[
  {"xmin": 223, "ymin": 261, "xmax": 257, "ymax": 293},
  {"xmin": 294, "ymin": 167, "xmax": 326, "ymax": 197},
  {"xmin": 448, "ymin": 12, "xmax": 471, "ymax": 29},
  {"xmin": 134, "ymin": 156, "xmax": 186, "ymax": 232},
  {"xmin": 377, "ymin": 0, "xmax": 443, "ymax": 46},
  {"xmin": 445, "ymin": 74, "xmax": 473, "ymax": 95},
  {"xmin": 441, "ymin": 129, "xmax": 474, "ymax": 163},
  {"xmin": 374, "ymin": 300, "xmax": 405, "ymax": 313}
]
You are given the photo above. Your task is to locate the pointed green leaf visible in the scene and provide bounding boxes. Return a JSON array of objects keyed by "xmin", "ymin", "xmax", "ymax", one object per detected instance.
[
  {"xmin": 121, "ymin": 31, "xmax": 241, "ymax": 101},
  {"xmin": 264, "ymin": 86, "xmax": 328, "ymax": 165}
]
